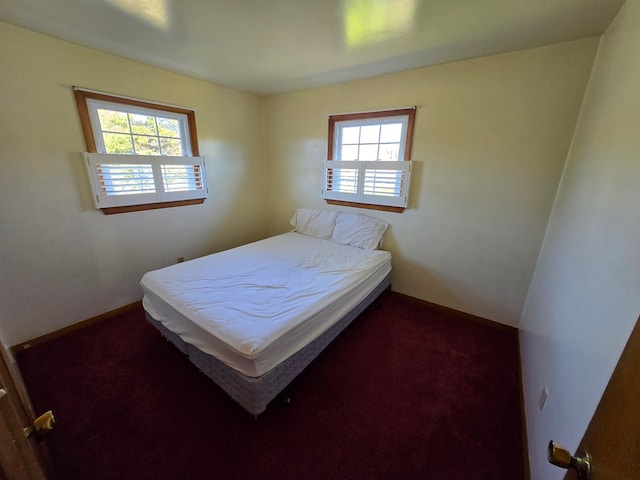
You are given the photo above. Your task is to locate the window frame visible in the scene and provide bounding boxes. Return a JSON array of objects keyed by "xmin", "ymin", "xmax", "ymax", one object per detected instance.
[
  {"xmin": 326, "ymin": 108, "xmax": 416, "ymax": 213},
  {"xmin": 74, "ymin": 88, "xmax": 204, "ymax": 214}
]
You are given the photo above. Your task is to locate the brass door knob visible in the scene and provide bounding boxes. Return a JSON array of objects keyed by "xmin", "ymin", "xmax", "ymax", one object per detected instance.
[
  {"xmin": 548, "ymin": 441, "xmax": 591, "ymax": 480},
  {"xmin": 24, "ymin": 410, "xmax": 55, "ymax": 438}
]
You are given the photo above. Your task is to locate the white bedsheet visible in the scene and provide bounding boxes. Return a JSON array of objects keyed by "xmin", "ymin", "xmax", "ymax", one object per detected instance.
[{"xmin": 140, "ymin": 232, "xmax": 391, "ymax": 377}]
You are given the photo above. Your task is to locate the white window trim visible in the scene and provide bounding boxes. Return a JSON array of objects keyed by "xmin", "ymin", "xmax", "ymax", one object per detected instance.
[{"xmin": 84, "ymin": 153, "xmax": 207, "ymax": 209}]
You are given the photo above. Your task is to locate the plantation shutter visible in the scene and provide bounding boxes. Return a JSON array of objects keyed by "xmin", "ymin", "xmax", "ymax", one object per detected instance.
[
  {"xmin": 84, "ymin": 153, "xmax": 207, "ymax": 209},
  {"xmin": 323, "ymin": 160, "xmax": 412, "ymax": 208}
]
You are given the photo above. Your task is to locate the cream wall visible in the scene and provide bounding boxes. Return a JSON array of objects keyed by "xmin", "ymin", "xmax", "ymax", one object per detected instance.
[
  {"xmin": 265, "ymin": 39, "xmax": 598, "ymax": 327},
  {"xmin": 0, "ymin": 22, "xmax": 268, "ymax": 346},
  {"xmin": 520, "ymin": 1, "xmax": 640, "ymax": 478}
]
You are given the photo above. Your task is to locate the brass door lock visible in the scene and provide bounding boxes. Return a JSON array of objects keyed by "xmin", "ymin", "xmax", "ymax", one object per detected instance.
[
  {"xmin": 548, "ymin": 440, "xmax": 591, "ymax": 480},
  {"xmin": 24, "ymin": 410, "xmax": 55, "ymax": 439}
]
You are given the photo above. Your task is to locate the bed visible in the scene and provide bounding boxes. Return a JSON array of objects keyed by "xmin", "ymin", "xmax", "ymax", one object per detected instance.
[{"xmin": 140, "ymin": 209, "xmax": 392, "ymax": 415}]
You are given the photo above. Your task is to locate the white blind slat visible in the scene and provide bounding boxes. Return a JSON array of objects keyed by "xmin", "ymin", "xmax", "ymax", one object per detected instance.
[{"xmin": 97, "ymin": 163, "xmax": 156, "ymax": 195}]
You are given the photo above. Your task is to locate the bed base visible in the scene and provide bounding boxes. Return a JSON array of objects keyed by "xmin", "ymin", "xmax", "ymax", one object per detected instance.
[{"xmin": 145, "ymin": 274, "xmax": 390, "ymax": 415}]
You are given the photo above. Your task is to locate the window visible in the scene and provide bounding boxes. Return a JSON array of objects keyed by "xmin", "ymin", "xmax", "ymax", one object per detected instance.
[
  {"xmin": 74, "ymin": 88, "xmax": 207, "ymax": 214},
  {"xmin": 324, "ymin": 108, "xmax": 415, "ymax": 213}
]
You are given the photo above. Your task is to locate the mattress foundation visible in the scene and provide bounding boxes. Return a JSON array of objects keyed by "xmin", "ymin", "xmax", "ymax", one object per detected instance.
[{"xmin": 146, "ymin": 273, "xmax": 390, "ymax": 415}]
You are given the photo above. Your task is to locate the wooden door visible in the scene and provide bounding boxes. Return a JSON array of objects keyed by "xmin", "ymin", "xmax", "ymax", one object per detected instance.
[
  {"xmin": 562, "ymin": 315, "xmax": 640, "ymax": 480},
  {"xmin": 0, "ymin": 341, "xmax": 51, "ymax": 479}
]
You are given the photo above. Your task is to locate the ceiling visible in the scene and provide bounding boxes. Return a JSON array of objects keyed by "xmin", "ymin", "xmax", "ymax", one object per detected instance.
[{"xmin": 0, "ymin": 0, "xmax": 625, "ymax": 96}]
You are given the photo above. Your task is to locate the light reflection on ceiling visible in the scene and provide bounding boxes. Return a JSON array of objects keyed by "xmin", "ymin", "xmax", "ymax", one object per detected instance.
[
  {"xmin": 343, "ymin": 0, "xmax": 419, "ymax": 48},
  {"xmin": 103, "ymin": 0, "xmax": 169, "ymax": 29}
]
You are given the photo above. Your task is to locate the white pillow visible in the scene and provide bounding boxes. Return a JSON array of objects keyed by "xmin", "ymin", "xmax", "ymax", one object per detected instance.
[
  {"xmin": 290, "ymin": 208, "xmax": 338, "ymax": 239},
  {"xmin": 331, "ymin": 212, "xmax": 389, "ymax": 250}
]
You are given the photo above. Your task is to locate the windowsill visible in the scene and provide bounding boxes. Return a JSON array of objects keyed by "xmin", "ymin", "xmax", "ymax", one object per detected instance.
[
  {"xmin": 100, "ymin": 198, "xmax": 205, "ymax": 215},
  {"xmin": 325, "ymin": 199, "xmax": 404, "ymax": 213}
]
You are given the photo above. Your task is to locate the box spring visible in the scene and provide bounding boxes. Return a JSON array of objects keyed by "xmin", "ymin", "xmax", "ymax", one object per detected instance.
[{"xmin": 146, "ymin": 273, "xmax": 390, "ymax": 415}]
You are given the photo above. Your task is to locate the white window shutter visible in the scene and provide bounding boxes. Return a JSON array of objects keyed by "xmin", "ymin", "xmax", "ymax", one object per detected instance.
[
  {"xmin": 84, "ymin": 153, "xmax": 207, "ymax": 209},
  {"xmin": 323, "ymin": 160, "xmax": 412, "ymax": 208}
]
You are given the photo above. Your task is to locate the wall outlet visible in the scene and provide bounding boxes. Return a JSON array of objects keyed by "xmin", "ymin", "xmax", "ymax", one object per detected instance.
[
  {"xmin": 539, "ymin": 385, "xmax": 549, "ymax": 411},
  {"xmin": 177, "ymin": 257, "xmax": 185, "ymax": 263}
]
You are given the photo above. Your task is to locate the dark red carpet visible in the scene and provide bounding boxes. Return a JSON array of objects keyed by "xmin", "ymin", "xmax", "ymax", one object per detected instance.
[{"xmin": 17, "ymin": 291, "xmax": 525, "ymax": 480}]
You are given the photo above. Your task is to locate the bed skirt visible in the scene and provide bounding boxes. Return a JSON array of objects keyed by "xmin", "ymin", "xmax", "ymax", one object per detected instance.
[{"xmin": 145, "ymin": 273, "xmax": 390, "ymax": 415}]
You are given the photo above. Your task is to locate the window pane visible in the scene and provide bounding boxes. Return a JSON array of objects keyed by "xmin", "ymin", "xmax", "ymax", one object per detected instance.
[
  {"xmin": 360, "ymin": 125, "xmax": 380, "ymax": 144},
  {"xmin": 359, "ymin": 144, "xmax": 379, "ymax": 160},
  {"xmin": 157, "ymin": 117, "xmax": 181, "ymax": 138},
  {"xmin": 129, "ymin": 114, "xmax": 158, "ymax": 136},
  {"xmin": 160, "ymin": 138, "xmax": 183, "ymax": 156},
  {"xmin": 380, "ymin": 123, "xmax": 403, "ymax": 143},
  {"xmin": 133, "ymin": 135, "xmax": 160, "ymax": 155},
  {"xmin": 103, "ymin": 133, "xmax": 134, "ymax": 154},
  {"xmin": 97, "ymin": 109, "xmax": 130, "ymax": 133},
  {"xmin": 379, "ymin": 143, "xmax": 400, "ymax": 161},
  {"xmin": 341, "ymin": 144, "xmax": 359, "ymax": 160},
  {"xmin": 341, "ymin": 126, "xmax": 360, "ymax": 144}
]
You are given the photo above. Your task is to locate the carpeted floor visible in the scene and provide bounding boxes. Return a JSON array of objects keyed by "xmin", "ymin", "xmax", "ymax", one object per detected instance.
[{"xmin": 17, "ymin": 291, "xmax": 525, "ymax": 480}]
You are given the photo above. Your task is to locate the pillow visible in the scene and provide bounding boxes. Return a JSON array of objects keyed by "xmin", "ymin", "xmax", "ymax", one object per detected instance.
[
  {"xmin": 290, "ymin": 208, "xmax": 338, "ymax": 239},
  {"xmin": 331, "ymin": 212, "xmax": 389, "ymax": 250}
]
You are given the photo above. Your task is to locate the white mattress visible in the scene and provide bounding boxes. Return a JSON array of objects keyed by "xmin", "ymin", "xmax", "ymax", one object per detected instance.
[{"xmin": 140, "ymin": 232, "xmax": 391, "ymax": 377}]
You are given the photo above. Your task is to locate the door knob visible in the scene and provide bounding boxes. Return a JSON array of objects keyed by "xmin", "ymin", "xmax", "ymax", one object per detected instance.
[
  {"xmin": 24, "ymin": 410, "xmax": 55, "ymax": 438},
  {"xmin": 548, "ymin": 440, "xmax": 591, "ymax": 480}
]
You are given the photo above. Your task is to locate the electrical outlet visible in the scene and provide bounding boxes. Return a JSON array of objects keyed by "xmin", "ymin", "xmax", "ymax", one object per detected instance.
[
  {"xmin": 539, "ymin": 385, "xmax": 549, "ymax": 411},
  {"xmin": 177, "ymin": 257, "xmax": 185, "ymax": 263}
]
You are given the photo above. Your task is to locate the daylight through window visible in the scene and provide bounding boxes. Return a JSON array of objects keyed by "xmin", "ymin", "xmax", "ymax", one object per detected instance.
[
  {"xmin": 324, "ymin": 108, "xmax": 415, "ymax": 212},
  {"xmin": 74, "ymin": 88, "xmax": 207, "ymax": 214}
]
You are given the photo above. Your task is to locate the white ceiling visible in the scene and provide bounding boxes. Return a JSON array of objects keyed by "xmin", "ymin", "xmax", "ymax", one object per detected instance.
[{"xmin": 0, "ymin": 0, "xmax": 625, "ymax": 96}]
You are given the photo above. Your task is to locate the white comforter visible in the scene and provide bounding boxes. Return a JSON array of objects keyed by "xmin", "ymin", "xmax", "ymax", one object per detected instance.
[{"xmin": 140, "ymin": 232, "xmax": 391, "ymax": 376}]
